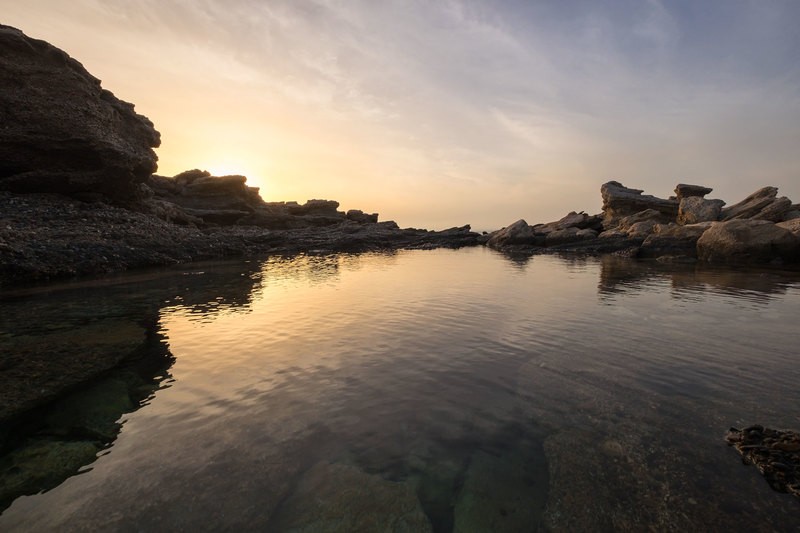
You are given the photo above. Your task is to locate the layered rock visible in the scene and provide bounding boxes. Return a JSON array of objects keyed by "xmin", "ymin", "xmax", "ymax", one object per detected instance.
[
  {"xmin": 486, "ymin": 220, "xmax": 542, "ymax": 248},
  {"xmin": 674, "ymin": 183, "xmax": 713, "ymax": 199},
  {"xmin": 0, "ymin": 25, "xmax": 160, "ymax": 200},
  {"xmin": 600, "ymin": 181, "xmax": 679, "ymax": 228},
  {"xmin": 720, "ymin": 187, "xmax": 792, "ymax": 222},
  {"xmin": 638, "ymin": 223, "xmax": 713, "ymax": 259}
]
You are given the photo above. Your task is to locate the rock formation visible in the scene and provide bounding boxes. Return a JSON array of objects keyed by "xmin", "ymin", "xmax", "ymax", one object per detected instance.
[
  {"xmin": 600, "ymin": 181, "xmax": 678, "ymax": 228},
  {"xmin": 487, "ymin": 181, "xmax": 800, "ymax": 264},
  {"xmin": 0, "ymin": 25, "xmax": 160, "ymax": 200}
]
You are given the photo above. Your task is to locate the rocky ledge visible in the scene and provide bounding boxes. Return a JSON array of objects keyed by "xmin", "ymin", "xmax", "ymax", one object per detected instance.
[{"xmin": 486, "ymin": 181, "xmax": 800, "ymax": 265}]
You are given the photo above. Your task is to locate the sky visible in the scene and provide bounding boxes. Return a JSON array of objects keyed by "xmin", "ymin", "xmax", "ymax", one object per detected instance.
[{"xmin": 3, "ymin": 0, "xmax": 800, "ymax": 230}]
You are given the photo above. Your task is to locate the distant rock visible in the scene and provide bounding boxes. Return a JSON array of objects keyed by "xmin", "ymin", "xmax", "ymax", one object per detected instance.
[
  {"xmin": 720, "ymin": 187, "xmax": 792, "ymax": 222},
  {"xmin": 486, "ymin": 220, "xmax": 541, "ymax": 249},
  {"xmin": 545, "ymin": 227, "xmax": 598, "ymax": 247},
  {"xmin": 677, "ymin": 197, "xmax": 725, "ymax": 225},
  {"xmin": 674, "ymin": 184, "xmax": 713, "ymax": 200},
  {"xmin": 0, "ymin": 25, "xmax": 160, "ymax": 200},
  {"xmin": 600, "ymin": 181, "xmax": 679, "ymax": 228},
  {"xmin": 346, "ymin": 209, "xmax": 379, "ymax": 224},
  {"xmin": 696, "ymin": 220, "xmax": 799, "ymax": 263}
]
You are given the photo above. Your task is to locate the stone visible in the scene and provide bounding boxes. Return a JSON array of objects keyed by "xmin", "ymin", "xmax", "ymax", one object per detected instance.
[
  {"xmin": 545, "ymin": 227, "xmax": 598, "ymax": 246},
  {"xmin": 720, "ymin": 187, "xmax": 792, "ymax": 222},
  {"xmin": 677, "ymin": 197, "xmax": 725, "ymax": 225},
  {"xmin": 777, "ymin": 219, "xmax": 800, "ymax": 236},
  {"xmin": 696, "ymin": 220, "xmax": 800, "ymax": 263},
  {"xmin": 726, "ymin": 426, "xmax": 800, "ymax": 499},
  {"xmin": 533, "ymin": 211, "xmax": 603, "ymax": 235},
  {"xmin": 674, "ymin": 184, "xmax": 713, "ymax": 199},
  {"xmin": 0, "ymin": 25, "xmax": 161, "ymax": 200},
  {"xmin": 626, "ymin": 220, "xmax": 659, "ymax": 239},
  {"xmin": 345, "ymin": 209, "xmax": 379, "ymax": 224},
  {"xmin": 268, "ymin": 462, "xmax": 433, "ymax": 532},
  {"xmin": 486, "ymin": 220, "xmax": 540, "ymax": 249},
  {"xmin": 639, "ymin": 223, "xmax": 712, "ymax": 259},
  {"xmin": 600, "ymin": 181, "xmax": 679, "ymax": 228},
  {"xmin": 616, "ymin": 209, "xmax": 669, "ymax": 232}
]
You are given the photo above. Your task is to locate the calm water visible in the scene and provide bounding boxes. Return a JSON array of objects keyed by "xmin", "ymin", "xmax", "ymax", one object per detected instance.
[{"xmin": 1, "ymin": 247, "xmax": 800, "ymax": 531}]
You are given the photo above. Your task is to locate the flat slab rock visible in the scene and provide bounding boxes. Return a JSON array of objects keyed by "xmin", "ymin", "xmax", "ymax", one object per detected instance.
[{"xmin": 726, "ymin": 425, "xmax": 800, "ymax": 498}]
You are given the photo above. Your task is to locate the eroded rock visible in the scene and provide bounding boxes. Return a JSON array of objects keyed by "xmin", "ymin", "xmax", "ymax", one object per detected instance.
[
  {"xmin": 720, "ymin": 187, "xmax": 792, "ymax": 222},
  {"xmin": 486, "ymin": 220, "xmax": 541, "ymax": 249},
  {"xmin": 677, "ymin": 197, "xmax": 725, "ymax": 225},
  {"xmin": 600, "ymin": 181, "xmax": 678, "ymax": 228},
  {"xmin": 0, "ymin": 25, "xmax": 160, "ymax": 200},
  {"xmin": 674, "ymin": 184, "xmax": 713, "ymax": 200}
]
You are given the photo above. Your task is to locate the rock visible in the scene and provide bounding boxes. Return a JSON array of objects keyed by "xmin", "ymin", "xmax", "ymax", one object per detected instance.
[
  {"xmin": 346, "ymin": 210, "xmax": 379, "ymax": 224},
  {"xmin": 533, "ymin": 211, "xmax": 603, "ymax": 235},
  {"xmin": 486, "ymin": 220, "xmax": 541, "ymax": 249},
  {"xmin": 777, "ymin": 219, "xmax": 800, "ymax": 237},
  {"xmin": 677, "ymin": 197, "xmax": 725, "ymax": 225},
  {"xmin": 616, "ymin": 209, "xmax": 669, "ymax": 232},
  {"xmin": 674, "ymin": 184, "xmax": 713, "ymax": 200},
  {"xmin": 600, "ymin": 181, "xmax": 678, "ymax": 228},
  {"xmin": 726, "ymin": 426, "xmax": 800, "ymax": 499},
  {"xmin": 639, "ymin": 223, "xmax": 712, "ymax": 259},
  {"xmin": 0, "ymin": 25, "xmax": 160, "ymax": 200},
  {"xmin": 268, "ymin": 462, "xmax": 433, "ymax": 532},
  {"xmin": 545, "ymin": 228, "xmax": 598, "ymax": 247},
  {"xmin": 288, "ymin": 199, "xmax": 342, "ymax": 217},
  {"xmin": 626, "ymin": 220, "xmax": 659, "ymax": 239},
  {"xmin": 720, "ymin": 187, "xmax": 792, "ymax": 222},
  {"xmin": 696, "ymin": 220, "xmax": 800, "ymax": 263}
]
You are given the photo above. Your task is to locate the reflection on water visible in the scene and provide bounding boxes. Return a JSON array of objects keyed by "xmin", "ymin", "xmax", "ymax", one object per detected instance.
[{"xmin": 1, "ymin": 248, "xmax": 800, "ymax": 531}]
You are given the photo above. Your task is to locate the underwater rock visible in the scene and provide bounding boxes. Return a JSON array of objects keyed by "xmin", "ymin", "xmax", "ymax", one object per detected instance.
[{"xmin": 268, "ymin": 462, "xmax": 433, "ymax": 532}]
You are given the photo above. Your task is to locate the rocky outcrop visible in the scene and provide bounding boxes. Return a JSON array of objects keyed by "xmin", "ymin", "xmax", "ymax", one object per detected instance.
[
  {"xmin": 600, "ymin": 181, "xmax": 679, "ymax": 228},
  {"xmin": 0, "ymin": 25, "xmax": 160, "ymax": 200},
  {"xmin": 486, "ymin": 220, "xmax": 542, "ymax": 248},
  {"xmin": 638, "ymin": 223, "xmax": 712, "ymax": 259},
  {"xmin": 696, "ymin": 220, "xmax": 799, "ymax": 263},
  {"xmin": 720, "ymin": 187, "xmax": 792, "ymax": 222},
  {"xmin": 677, "ymin": 197, "xmax": 725, "ymax": 225}
]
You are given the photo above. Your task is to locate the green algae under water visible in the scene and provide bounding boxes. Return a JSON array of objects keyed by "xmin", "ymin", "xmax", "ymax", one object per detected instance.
[{"xmin": 2, "ymin": 248, "xmax": 800, "ymax": 531}]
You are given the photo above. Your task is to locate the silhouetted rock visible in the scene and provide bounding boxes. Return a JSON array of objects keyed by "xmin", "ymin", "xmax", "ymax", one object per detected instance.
[
  {"xmin": 600, "ymin": 181, "xmax": 678, "ymax": 228},
  {"xmin": 545, "ymin": 227, "xmax": 598, "ymax": 246},
  {"xmin": 677, "ymin": 197, "xmax": 725, "ymax": 225},
  {"xmin": 346, "ymin": 209, "xmax": 379, "ymax": 223},
  {"xmin": 720, "ymin": 187, "xmax": 792, "ymax": 222},
  {"xmin": 697, "ymin": 220, "xmax": 800, "ymax": 263},
  {"xmin": 0, "ymin": 25, "xmax": 160, "ymax": 200},
  {"xmin": 674, "ymin": 184, "xmax": 713, "ymax": 199}
]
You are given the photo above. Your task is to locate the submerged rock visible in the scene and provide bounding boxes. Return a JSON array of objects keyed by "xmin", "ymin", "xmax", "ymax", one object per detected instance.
[
  {"xmin": 0, "ymin": 25, "xmax": 160, "ymax": 200},
  {"xmin": 268, "ymin": 462, "xmax": 433, "ymax": 532}
]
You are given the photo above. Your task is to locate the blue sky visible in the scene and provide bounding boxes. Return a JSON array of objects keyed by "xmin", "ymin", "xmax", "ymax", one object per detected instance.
[{"xmin": 4, "ymin": 0, "xmax": 800, "ymax": 229}]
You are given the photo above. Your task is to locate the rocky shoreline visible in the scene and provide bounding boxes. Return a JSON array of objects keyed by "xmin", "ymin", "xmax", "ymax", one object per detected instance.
[{"xmin": 2, "ymin": 24, "xmax": 800, "ymax": 288}]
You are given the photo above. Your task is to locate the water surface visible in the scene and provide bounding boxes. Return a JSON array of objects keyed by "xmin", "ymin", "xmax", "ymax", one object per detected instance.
[{"xmin": 2, "ymin": 248, "xmax": 800, "ymax": 531}]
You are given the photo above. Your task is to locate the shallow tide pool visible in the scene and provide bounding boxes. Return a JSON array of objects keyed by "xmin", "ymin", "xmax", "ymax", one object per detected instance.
[{"xmin": 2, "ymin": 247, "xmax": 800, "ymax": 531}]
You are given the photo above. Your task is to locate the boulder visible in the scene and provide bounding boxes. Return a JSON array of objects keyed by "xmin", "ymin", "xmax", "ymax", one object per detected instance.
[
  {"xmin": 674, "ymin": 184, "xmax": 713, "ymax": 200},
  {"xmin": 533, "ymin": 211, "xmax": 603, "ymax": 235},
  {"xmin": 0, "ymin": 25, "xmax": 160, "ymax": 200},
  {"xmin": 616, "ymin": 209, "xmax": 669, "ymax": 232},
  {"xmin": 486, "ymin": 220, "xmax": 541, "ymax": 248},
  {"xmin": 696, "ymin": 220, "xmax": 800, "ymax": 263},
  {"xmin": 639, "ymin": 223, "xmax": 712, "ymax": 259},
  {"xmin": 600, "ymin": 181, "xmax": 678, "ymax": 228},
  {"xmin": 677, "ymin": 197, "xmax": 725, "ymax": 225},
  {"xmin": 626, "ymin": 220, "xmax": 659, "ymax": 239},
  {"xmin": 720, "ymin": 187, "xmax": 792, "ymax": 222},
  {"xmin": 783, "ymin": 205, "xmax": 800, "ymax": 221}
]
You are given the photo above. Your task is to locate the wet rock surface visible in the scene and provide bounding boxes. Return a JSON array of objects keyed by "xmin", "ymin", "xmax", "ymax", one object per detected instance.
[
  {"xmin": 0, "ymin": 25, "xmax": 160, "ymax": 200},
  {"xmin": 726, "ymin": 426, "xmax": 800, "ymax": 498}
]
